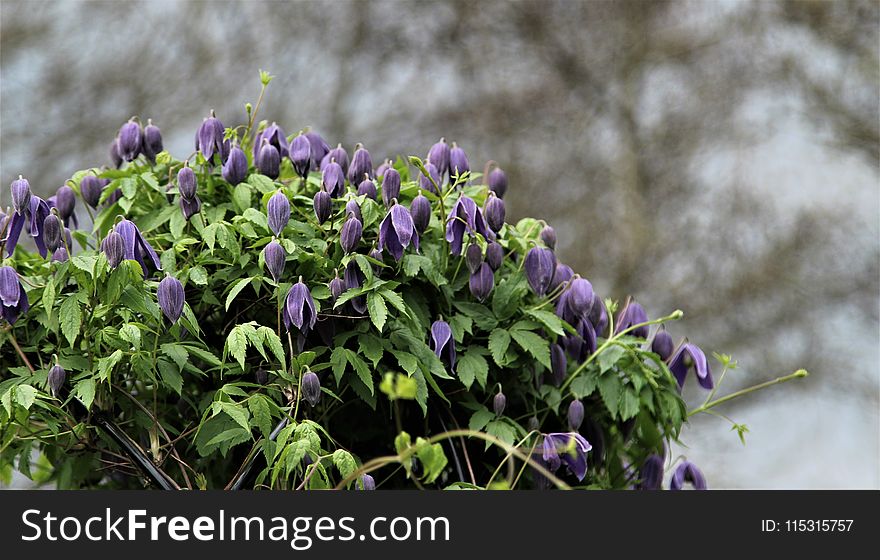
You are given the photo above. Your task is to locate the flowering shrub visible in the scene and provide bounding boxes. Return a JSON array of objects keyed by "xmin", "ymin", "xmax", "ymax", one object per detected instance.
[{"xmin": 0, "ymin": 73, "xmax": 805, "ymax": 490}]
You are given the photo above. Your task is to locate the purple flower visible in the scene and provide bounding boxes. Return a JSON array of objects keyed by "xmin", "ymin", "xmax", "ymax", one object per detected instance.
[
  {"xmin": 302, "ymin": 371, "xmax": 321, "ymax": 407},
  {"xmin": 267, "ymin": 191, "xmax": 290, "ymax": 236},
  {"xmin": 196, "ymin": 112, "xmax": 229, "ymax": 163},
  {"xmin": 524, "ymin": 247, "xmax": 556, "ymax": 296},
  {"xmin": 43, "ymin": 213, "xmax": 63, "ymax": 253},
  {"xmin": 322, "ymin": 160, "xmax": 346, "ymax": 198},
  {"xmin": 550, "ymin": 343, "xmax": 566, "ymax": 386},
  {"xmin": 340, "ymin": 216, "xmax": 363, "ymax": 254},
  {"xmin": 80, "ymin": 175, "xmax": 107, "ymax": 209},
  {"xmin": 410, "ymin": 192, "xmax": 431, "ymax": 235},
  {"xmin": 427, "ymin": 138, "xmax": 450, "ymax": 178},
  {"xmin": 142, "ymin": 119, "xmax": 163, "ymax": 162},
  {"xmin": 54, "ymin": 186, "xmax": 77, "ymax": 228},
  {"xmin": 177, "ymin": 165, "xmax": 197, "ymax": 200},
  {"xmin": 289, "ymin": 134, "xmax": 312, "ymax": 178},
  {"xmin": 493, "ymin": 390, "xmax": 507, "ymax": 416},
  {"xmin": 48, "ymin": 362, "xmax": 66, "ymax": 397},
  {"xmin": 321, "ymin": 144, "xmax": 350, "ymax": 176},
  {"xmin": 180, "ymin": 194, "xmax": 201, "ymax": 221},
  {"xmin": 113, "ymin": 219, "xmax": 162, "ymax": 274},
  {"xmin": 670, "ymin": 461, "xmax": 707, "ymax": 490},
  {"xmin": 542, "ymin": 432, "xmax": 592, "ymax": 481},
  {"xmin": 465, "ymin": 243, "xmax": 483, "ymax": 274},
  {"xmin": 0, "ymin": 266, "xmax": 29, "ymax": 324},
  {"xmin": 469, "ymin": 262, "xmax": 494, "ymax": 302},
  {"xmin": 2, "ymin": 194, "xmax": 51, "ymax": 257},
  {"xmin": 256, "ymin": 141, "xmax": 281, "ymax": 179},
  {"xmin": 283, "ymin": 278, "xmax": 318, "ymax": 336},
  {"xmin": 484, "ymin": 192, "xmax": 506, "ymax": 233},
  {"xmin": 378, "ymin": 203, "xmax": 419, "ymax": 261},
  {"xmin": 344, "ymin": 261, "xmax": 366, "ymax": 314},
  {"xmin": 487, "ymin": 166, "xmax": 508, "ymax": 198},
  {"xmin": 381, "ymin": 168, "xmax": 401, "ymax": 207},
  {"xmin": 359, "ymin": 474, "xmax": 376, "ymax": 491},
  {"xmin": 449, "ymin": 143, "xmax": 470, "ymax": 184},
  {"xmin": 541, "ymin": 225, "xmax": 557, "ymax": 250},
  {"xmin": 615, "ymin": 298, "xmax": 649, "ymax": 338},
  {"xmin": 329, "ymin": 273, "xmax": 345, "ymax": 303},
  {"xmin": 445, "ymin": 195, "xmax": 493, "ymax": 255},
  {"xmin": 668, "ymin": 342, "xmax": 713, "ymax": 390},
  {"xmin": 347, "ymin": 145, "xmax": 373, "ymax": 186},
  {"xmin": 419, "ymin": 161, "xmax": 441, "ymax": 194},
  {"xmin": 52, "ymin": 247, "xmax": 69, "ymax": 263},
  {"xmin": 588, "ymin": 293, "xmax": 608, "ymax": 336},
  {"xmin": 652, "ymin": 328, "xmax": 674, "ymax": 361},
  {"xmin": 313, "ymin": 190, "xmax": 332, "ymax": 224},
  {"xmin": 253, "ymin": 122, "xmax": 289, "ymax": 160},
  {"xmin": 566, "ymin": 277, "xmax": 594, "ymax": 318},
  {"xmin": 430, "ymin": 319, "xmax": 456, "ymax": 369},
  {"xmin": 567, "ymin": 400, "xmax": 585, "ymax": 431},
  {"xmin": 11, "ymin": 176, "xmax": 31, "ymax": 215},
  {"xmin": 222, "ymin": 145, "xmax": 248, "ymax": 186},
  {"xmin": 102, "ymin": 231, "xmax": 125, "ymax": 268},
  {"xmin": 638, "ymin": 454, "xmax": 664, "ymax": 490},
  {"xmin": 117, "ymin": 119, "xmax": 143, "ymax": 162},
  {"xmin": 305, "ymin": 131, "xmax": 330, "ymax": 170},
  {"xmin": 357, "ymin": 177, "xmax": 377, "ymax": 200},
  {"xmin": 157, "ymin": 276, "xmax": 185, "ymax": 323},
  {"xmin": 376, "ymin": 159, "xmax": 393, "ymax": 179},
  {"xmin": 486, "ymin": 242, "xmax": 504, "ymax": 271},
  {"xmin": 549, "ymin": 262, "xmax": 574, "ymax": 293},
  {"xmin": 110, "ymin": 139, "xmax": 123, "ymax": 168},
  {"xmin": 345, "ymin": 199, "xmax": 362, "ymax": 223},
  {"xmin": 263, "ymin": 239, "xmax": 286, "ymax": 282}
]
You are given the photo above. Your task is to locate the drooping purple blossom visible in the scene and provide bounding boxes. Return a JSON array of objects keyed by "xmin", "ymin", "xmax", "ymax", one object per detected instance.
[
  {"xmin": 427, "ymin": 138, "xmax": 450, "ymax": 178},
  {"xmin": 669, "ymin": 461, "xmax": 707, "ymax": 490},
  {"xmin": 3, "ymin": 194, "xmax": 52, "ymax": 257},
  {"xmin": 493, "ymin": 390, "xmax": 507, "ymax": 416},
  {"xmin": 321, "ymin": 160, "xmax": 346, "ymax": 198},
  {"xmin": 48, "ymin": 362, "xmax": 67, "ymax": 397},
  {"xmin": 196, "ymin": 112, "xmax": 229, "ymax": 163},
  {"xmin": 283, "ymin": 278, "xmax": 318, "ymax": 336},
  {"xmin": 157, "ymin": 275, "xmax": 185, "ymax": 323},
  {"xmin": 142, "ymin": 119, "xmax": 164, "ymax": 161},
  {"xmin": 615, "ymin": 298, "xmax": 649, "ymax": 339},
  {"xmin": 321, "ymin": 144, "xmax": 350, "ymax": 176},
  {"xmin": 177, "ymin": 165, "xmax": 197, "ymax": 200},
  {"xmin": 484, "ymin": 193, "xmax": 505, "ymax": 233},
  {"xmin": 52, "ymin": 247, "xmax": 68, "ymax": 263},
  {"xmin": 222, "ymin": 145, "xmax": 248, "ymax": 186},
  {"xmin": 567, "ymin": 400, "xmax": 585, "ymax": 431},
  {"xmin": 345, "ymin": 199, "xmax": 362, "ymax": 223},
  {"xmin": 11, "ymin": 176, "xmax": 31, "ymax": 215},
  {"xmin": 340, "ymin": 215, "xmax": 363, "ymax": 254},
  {"xmin": 445, "ymin": 195, "xmax": 493, "ymax": 255},
  {"xmin": 80, "ymin": 175, "xmax": 108, "ymax": 209},
  {"xmin": 329, "ymin": 272, "xmax": 346, "ymax": 303},
  {"xmin": 566, "ymin": 277, "xmax": 594, "ymax": 318},
  {"xmin": 375, "ymin": 159, "xmax": 392, "ymax": 179},
  {"xmin": 419, "ymin": 161, "xmax": 441, "ymax": 194},
  {"xmin": 267, "ymin": 191, "xmax": 290, "ymax": 237},
  {"xmin": 0, "ymin": 266, "xmax": 29, "ymax": 325},
  {"xmin": 343, "ymin": 261, "xmax": 367, "ymax": 314},
  {"xmin": 263, "ymin": 239, "xmax": 286, "ymax": 282},
  {"xmin": 347, "ymin": 145, "xmax": 373, "ymax": 186},
  {"xmin": 381, "ymin": 168, "xmax": 401, "ymax": 207},
  {"xmin": 378, "ymin": 203, "xmax": 419, "ymax": 261},
  {"xmin": 302, "ymin": 371, "xmax": 321, "ymax": 407},
  {"xmin": 117, "ymin": 119, "xmax": 143, "ymax": 162},
  {"xmin": 110, "ymin": 139, "xmax": 123, "ymax": 168},
  {"xmin": 588, "ymin": 293, "xmax": 608, "ymax": 337},
  {"xmin": 651, "ymin": 328, "xmax": 675, "ymax": 361},
  {"xmin": 305, "ymin": 131, "xmax": 330, "ymax": 170},
  {"xmin": 102, "ymin": 231, "xmax": 125, "ymax": 268},
  {"xmin": 113, "ymin": 219, "xmax": 162, "ymax": 275},
  {"xmin": 54, "ymin": 186, "xmax": 77, "ymax": 228},
  {"xmin": 410, "ymin": 192, "xmax": 431, "ymax": 235},
  {"xmin": 357, "ymin": 177, "xmax": 377, "ymax": 200},
  {"xmin": 465, "ymin": 243, "xmax": 483, "ymax": 274},
  {"xmin": 550, "ymin": 343, "xmax": 567, "ymax": 386},
  {"xmin": 486, "ymin": 242, "xmax": 504, "ymax": 271},
  {"xmin": 638, "ymin": 454, "xmax": 664, "ymax": 490},
  {"xmin": 487, "ymin": 166, "xmax": 508, "ymax": 198},
  {"xmin": 180, "ymin": 194, "xmax": 201, "ymax": 221},
  {"xmin": 289, "ymin": 134, "xmax": 312, "ymax": 178},
  {"xmin": 313, "ymin": 190, "xmax": 332, "ymax": 224},
  {"xmin": 549, "ymin": 262, "xmax": 574, "ymax": 293},
  {"xmin": 542, "ymin": 432, "xmax": 592, "ymax": 481},
  {"xmin": 253, "ymin": 122, "xmax": 289, "ymax": 160},
  {"xmin": 43, "ymin": 214, "xmax": 63, "ymax": 253},
  {"xmin": 449, "ymin": 143, "xmax": 470, "ymax": 185},
  {"xmin": 469, "ymin": 262, "xmax": 494, "ymax": 302},
  {"xmin": 668, "ymin": 342, "xmax": 713, "ymax": 390},
  {"xmin": 541, "ymin": 225, "xmax": 557, "ymax": 250},
  {"xmin": 524, "ymin": 247, "xmax": 556, "ymax": 296},
  {"xmin": 360, "ymin": 474, "xmax": 376, "ymax": 491},
  {"xmin": 430, "ymin": 319, "xmax": 456, "ymax": 369},
  {"xmin": 256, "ymin": 141, "xmax": 281, "ymax": 179}
]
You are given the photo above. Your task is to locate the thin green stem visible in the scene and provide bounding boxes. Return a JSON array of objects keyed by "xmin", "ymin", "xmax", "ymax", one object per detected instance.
[{"xmin": 687, "ymin": 369, "xmax": 808, "ymax": 417}]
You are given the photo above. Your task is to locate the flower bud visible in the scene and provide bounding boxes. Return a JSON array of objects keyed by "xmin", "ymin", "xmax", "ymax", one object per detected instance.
[
  {"xmin": 255, "ymin": 368, "xmax": 269, "ymax": 386},
  {"xmin": 615, "ymin": 298, "xmax": 649, "ymax": 339},
  {"xmin": 347, "ymin": 145, "xmax": 373, "ymax": 185},
  {"xmin": 469, "ymin": 262, "xmax": 494, "ymax": 302},
  {"xmin": 360, "ymin": 474, "xmax": 376, "ymax": 491},
  {"xmin": 567, "ymin": 277, "xmax": 594, "ymax": 318},
  {"xmin": 257, "ymin": 141, "xmax": 281, "ymax": 179},
  {"xmin": 110, "ymin": 139, "xmax": 123, "ymax": 168},
  {"xmin": 670, "ymin": 461, "xmax": 707, "ymax": 490},
  {"xmin": 196, "ymin": 112, "xmax": 228, "ymax": 163},
  {"xmin": 381, "ymin": 168, "xmax": 401, "ymax": 207},
  {"xmin": 375, "ymin": 159, "xmax": 392, "ymax": 178},
  {"xmin": 283, "ymin": 279, "xmax": 318, "ymax": 335},
  {"xmin": 344, "ymin": 261, "xmax": 367, "ymax": 314},
  {"xmin": 493, "ymin": 390, "xmax": 507, "ymax": 417},
  {"xmin": 305, "ymin": 131, "xmax": 330, "ymax": 170},
  {"xmin": 378, "ymin": 204, "xmax": 419, "ymax": 261},
  {"xmin": 652, "ymin": 328, "xmax": 675, "ymax": 361},
  {"xmin": 263, "ymin": 239, "xmax": 286, "ymax": 282},
  {"xmin": 177, "ymin": 165, "xmax": 197, "ymax": 200},
  {"xmin": 524, "ymin": 247, "xmax": 556, "ymax": 296},
  {"xmin": 638, "ymin": 454, "xmax": 664, "ymax": 490},
  {"xmin": 419, "ymin": 161, "xmax": 441, "ymax": 194},
  {"xmin": 118, "ymin": 119, "xmax": 142, "ymax": 162},
  {"xmin": 329, "ymin": 274, "xmax": 346, "ymax": 302},
  {"xmin": 345, "ymin": 199, "xmax": 362, "ymax": 223},
  {"xmin": 52, "ymin": 247, "xmax": 69, "ymax": 263},
  {"xmin": 142, "ymin": 119, "xmax": 163, "ymax": 161},
  {"xmin": 410, "ymin": 192, "xmax": 431, "ymax": 234},
  {"xmin": 430, "ymin": 319, "xmax": 456, "ymax": 368},
  {"xmin": 180, "ymin": 194, "xmax": 201, "ymax": 221},
  {"xmin": 267, "ymin": 191, "xmax": 290, "ymax": 236},
  {"xmin": 55, "ymin": 186, "xmax": 76, "ymax": 224},
  {"xmin": 322, "ymin": 160, "xmax": 346, "ymax": 198},
  {"xmin": 550, "ymin": 343, "xmax": 567, "ymax": 386},
  {"xmin": 0, "ymin": 266, "xmax": 28, "ymax": 325},
  {"xmin": 541, "ymin": 225, "xmax": 557, "ymax": 250},
  {"xmin": 322, "ymin": 144, "xmax": 350, "ymax": 175},
  {"xmin": 11, "ymin": 176, "xmax": 31, "ymax": 215},
  {"xmin": 43, "ymin": 214, "xmax": 63, "ymax": 254},
  {"xmin": 222, "ymin": 145, "xmax": 248, "ymax": 186},
  {"xmin": 48, "ymin": 363, "xmax": 67, "ymax": 397},
  {"xmin": 289, "ymin": 134, "xmax": 312, "ymax": 178},
  {"xmin": 549, "ymin": 263, "xmax": 574, "ymax": 293},
  {"xmin": 488, "ymin": 166, "xmax": 508, "ymax": 198},
  {"xmin": 80, "ymin": 175, "xmax": 106, "ymax": 209},
  {"xmin": 357, "ymin": 177, "xmax": 377, "ymax": 200},
  {"xmin": 486, "ymin": 242, "xmax": 504, "ymax": 271},
  {"xmin": 427, "ymin": 138, "xmax": 450, "ymax": 177},
  {"xmin": 588, "ymin": 292, "xmax": 608, "ymax": 336},
  {"xmin": 484, "ymin": 192, "xmax": 505, "ymax": 233},
  {"xmin": 527, "ymin": 416, "xmax": 540, "ymax": 433},
  {"xmin": 313, "ymin": 190, "xmax": 332, "ymax": 224},
  {"xmin": 340, "ymin": 216, "xmax": 363, "ymax": 254},
  {"xmin": 567, "ymin": 399, "xmax": 585, "ymax": 431},
  {"xmin": 302, "ymin": 371, "xmax": 321, "ymax": 407},
  {"xmin": 157, "ymin": 275, "xmax": 185, "ymax": 323},
  {"xmin": 102, "ymin": 231, "xmax": 125, "ymax": 268},
  {"xmin": 253, "ymin": 122, "xmax": 289, "ymax": 160},
  {"xmin": 449, "ymin": 143, "xmax": 470, "ymax": 184},
  {"xmin": 465, "ymin": 243, "xmax": 483, "ymax": 274}
]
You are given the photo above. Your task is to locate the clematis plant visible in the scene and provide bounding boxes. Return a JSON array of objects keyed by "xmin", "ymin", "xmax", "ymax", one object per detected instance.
[{"xmin": 0, "ymin": 73, "xmax": 805, "ymax": 491}]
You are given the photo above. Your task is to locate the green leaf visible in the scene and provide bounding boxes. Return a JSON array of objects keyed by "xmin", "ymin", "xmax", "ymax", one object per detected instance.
[
  {"xmin": 619, "ymin": 386, "xmax": 640, "ymax": 421},
  {"xmin": 169, "ymin": 207, "xmax": 186, "ymax": 239},
  {"xmin": 247, "ymin": 174, "xmax": 277, "ymax": 194},
  {"xmin": 59, "ymin": 295, "xmax": 82, "ymax": 348},
  {"xmin": 157, "ymin": 359, "xmax": 183, "ymax": 395},
  {"xmin": 453, "ymin": 302, "xmax": 497, "ymax": 330},
  {"xmin": 248, "ymin": 395, "xmax": 273, "ymax": 438},
  {"xmin": 214, "ymin": 402, "xmax": 251, "ymax": 433},
  {"xmin": 332, "ymin": 449, "xmax": 357, "ymax": 480},
  {"xmin": 358, "ymin": 334, "xmax": 385, "ymax": 367},
  {"xmin": 161, "ymin": 343, "xmax": 188, "ymax": 370},
  {"xmin": 391, "ymin": 350, "xmax": 418, "ymax": 375},
  {"xmin": 378, "ymin": 288, "xmax": 408, "ymax": 317},
  {"xmin": 226, "ymin": 326, "xmax": 249, "ymax": 370},
  {"xmin": 485, "ymin": 420, "xmax": 516, "ymax": 450},
  {"xmin": 345, "ymin": 349, "xmax": 374, "ymax": 396},
  {"xmin": 597, "ymin": 373, "xmax": 621, "ymax": 419},
  {"xmin": 42, "ymin": 277, "xmax": 56, "ymax": 324},
  {"xmin": 70, "ymin": 255, "xmax": 98, "ymax": 277},
  {"xmin": 330, "ymin": 346, "xmax": 347, "ymax": 386},
  {"xmin": 509, "ymin": 328, "xmax": 551, "ymax": 369},
  {"xmin": 97, "ymin": 350, "xmax": 124, "ymax": 381},
  {"xmin": 14, "ymin": 385, "xmax": 37, "ymax": 411},
  {"xmin": 258, "ymin": 326, "xmax": 286, "ymax": 370},
  {"xmin": 366, "ymin": 291, "xmax": 388, "ymax": 332},
  {"xmin": 488, "ymin": 328, "xmax": 511, "ymax": 366},
  {"xmin": 597, "ymin": 344, "xmax": 626, "ymax": 373},
  {"xmin": 457, "ymin": 349, "xmax": 489, "ymax": 390},
  {"xmin": 570, "ymin": 373, "xmax": 598, "ymax": 399},
  {"xmin": 73, "ymin": 378, "xmax": 96, "ymax": 410},
  {"xmin": 119, "ymin": 324, "xmax": 141, "ymax": 351},
  {"xmin": 225, "ymin": 277, "xmax": 253, "ymax": 311},
  {"xmin": 525, "ymin": 309, "xmax": 565, "ymax": 336},
  {"xmin": 468, "ymin": 407, "xmax": 495, "ymax": 432},
  {"xmin": 189, "ymin": 265, "xmax": 209, "ymax": 286},
  {"xmin": 492, "ymin": 272, "xmax": 527, "ymax": 321}
]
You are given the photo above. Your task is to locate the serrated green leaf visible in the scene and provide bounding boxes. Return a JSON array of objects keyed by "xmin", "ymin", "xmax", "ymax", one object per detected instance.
[
  {"xmin": 619, "ymin": 386, "xmax": 640, "ymax": 420},
  {"xmin": 468, "ymin": 407, "xmax": 495, "ymax": 432},
  {"xmin": 597, "ymin": 373, "xmax": 621, "ymax": 419},
  {"xmin": 226, "ymin": 326, "xmax": 248, "ymax": 370},
  {"xmin": 97, "ymin": 349, "xmax": 124, "ymax": 381},
  {"xmin": 345, "ymin": 349, "xmax": 374, "ymax": 395},
  {"xmin": 248, "ymin": 395, "xmax": 273, "ymax": 437},
  {"xmin": 488, "ymin": 328, "xmax": 511, "ymax": 366},
  {"xmin": 597, "ymin": 344, "xmax": 626, "ymax": 373},
  {"xmin": 59, "ymin": 296, "xmax": 82, "ymax": 348},
  {"xmin": 391, "ymin": 350, "xmax": 418, "ymax": 375},
  {"xmin": 332, "ymin": 449, "xmax": 357, "ymax": 480},
  {"xmin": 14, "ymin": 385, "xmax": 37, "ymax": 411},
  {"xmin": 258, "ymin": 326, "xmax": 286, "ymax": 370},
  {"xmin": 457, "ymin": 349, "xmax": 488, "ymax": 390},
  {"xmin": 366, "ymin": 291, "xmax": 388, "ymax": 332},
  {"xmin": 70, "ymin": 255, "xmax": 98, "ymax": 277},
  {"xmin": 509, "ymin": 328, "xmax": 551, "ymax": 369},
  {"xmin": 525, "ymin": 309, "xmax": 565, "ymax": 336},
  {"xmin": 157, "ymin": 358, "xmax": 183, "ymax": 395},
  {"xmin": 358, "ymin": 334, "xmax": 384, "ymax": 367},
  {"xmin": 74, "ymin": 378, "xmax": 96, "ymax": 410},
  {"xmin": 225, "ymin": 277, "xmax": 253, "ymax": 311},
  {"xmin": 161, "ymin": 343, "xmax": 188, "ymax": 370},
  {"xmin": 119, "ymin": 324, "xmax": 141, "ymax": 351},
  {"xmin": 189, "ymin": 265, "xmax": 208, "ymax": 286}
]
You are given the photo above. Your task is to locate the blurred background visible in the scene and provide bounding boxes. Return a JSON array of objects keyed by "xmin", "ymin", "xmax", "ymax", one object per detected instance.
[{"xmin": 1, "ymin": 0, "xmax": 877, "ymax": 488}]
